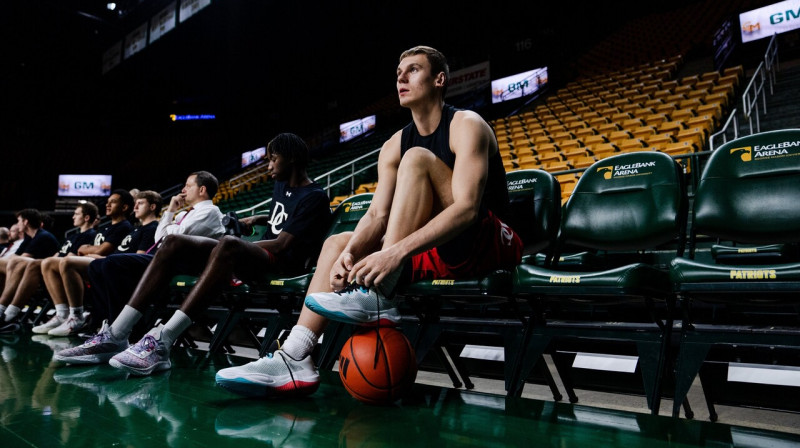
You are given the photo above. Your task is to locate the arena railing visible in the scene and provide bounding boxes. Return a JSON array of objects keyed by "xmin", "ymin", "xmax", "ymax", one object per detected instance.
[
  {"xmin": 235, "ymin": 147, "xmax": 381, "ymax": 216},
  {"xmin": 742, "ymin": 33, "xmax": 779, "ymax": 135}
]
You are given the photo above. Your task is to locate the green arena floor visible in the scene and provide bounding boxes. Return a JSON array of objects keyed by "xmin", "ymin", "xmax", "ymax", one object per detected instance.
[{"xmin": 2, "ymin": 332, "xmax": 799, "ymax": 448}]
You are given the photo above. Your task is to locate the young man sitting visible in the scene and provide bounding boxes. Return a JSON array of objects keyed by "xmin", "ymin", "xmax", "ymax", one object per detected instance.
[{"xmin": 214, "ymin": 46, "xmax": 522, "ymax": 397}]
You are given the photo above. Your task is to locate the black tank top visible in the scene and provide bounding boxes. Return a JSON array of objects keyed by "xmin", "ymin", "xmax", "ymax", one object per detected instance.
[{"xmin": 399, "ymin": 104, "xmax": 510, "ymax": 221}]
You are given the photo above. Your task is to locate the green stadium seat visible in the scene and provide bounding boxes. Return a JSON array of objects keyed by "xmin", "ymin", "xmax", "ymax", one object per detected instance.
[
  {"xmin": 669, "ymin": 129, "xmax": 800, "ymax": 419},
  {"xmin": 510, "ymin": 151, "xmax": 688, "ymax": 415}
]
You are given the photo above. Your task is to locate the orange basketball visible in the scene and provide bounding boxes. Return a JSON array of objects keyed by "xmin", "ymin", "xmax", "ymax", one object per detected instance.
[{"xmin": 338, "ymin": 327, "xmax": 417, "ymax": 405}]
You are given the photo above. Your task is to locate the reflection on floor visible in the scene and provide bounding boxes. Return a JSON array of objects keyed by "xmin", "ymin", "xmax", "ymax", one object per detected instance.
[{"xmin": 1, "ymin": 333, "xmax": 799, "ymax": 447}]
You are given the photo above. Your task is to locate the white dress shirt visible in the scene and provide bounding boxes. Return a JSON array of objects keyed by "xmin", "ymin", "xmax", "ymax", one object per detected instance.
[
  {"xmin": 0, "ymin": 239, "xmax": 23, "ymax": 258},
  {"xmin": 154, "ymin": 199, "xmax": 225, "ymax": 242}
]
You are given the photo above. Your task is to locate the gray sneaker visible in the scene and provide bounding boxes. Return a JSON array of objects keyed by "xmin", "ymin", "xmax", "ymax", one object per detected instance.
[{"xmin": 54, "ymin": 320, "xmax": 128, "ymax": 364}]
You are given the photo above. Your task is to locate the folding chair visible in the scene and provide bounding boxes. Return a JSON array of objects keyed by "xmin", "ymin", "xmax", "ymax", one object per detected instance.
[
  {"xmin": 396, "ymin": 169, "xmax": 562, "ymax": 396},
  {"xmin": 670, "ymin": 129, "xmax": 800, "ymax": 419},
  {"xmin": 511, "ymin": 151, "xmax": 688, "ymax": 416},
  {"xmin": 170, "ymin": 193, "xmax": 374, "ymax": 357}
]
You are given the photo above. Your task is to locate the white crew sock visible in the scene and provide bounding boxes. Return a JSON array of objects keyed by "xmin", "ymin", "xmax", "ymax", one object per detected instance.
[
  {"xmin": 160, "ymin": 310, "xmax": 193, "ymax": 348},
  {"xmin": 54, "ymin": 303, "xmax": 69, "ymax": 320},
  {"xmin": 281, "ymin": 325, "xmax": 318, "ymax": 360},
  {"xmin": 109, "ymin": 305, "xmax": 143, "ymax": 340},
  {"xmin": 0, "ymin": 305, "xmax": 7, "ymax": 318},
  {"xmin": 4, "ymin": 305, "xmax": 20, "ymax": 322}
]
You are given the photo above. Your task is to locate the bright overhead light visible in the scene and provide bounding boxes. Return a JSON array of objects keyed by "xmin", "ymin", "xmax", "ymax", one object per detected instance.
[{"xmin": 106, "ymin": 3, "xmax": 117, "ymax": 11}]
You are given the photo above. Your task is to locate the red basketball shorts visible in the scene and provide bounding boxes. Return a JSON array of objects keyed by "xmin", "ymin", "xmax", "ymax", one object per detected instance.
[{"xmin": 409, "ymin": 210, "xmax": 522, "ymax": 282}]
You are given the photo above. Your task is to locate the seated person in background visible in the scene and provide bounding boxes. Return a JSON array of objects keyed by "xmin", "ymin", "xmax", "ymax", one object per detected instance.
[
  {"xmin": 215, "ymin": 46, "xmax": 522, "ymax": 397},
  {"xmin": 0, "ymin": 227, "xmax": 10, "ymax": 253},
  {"xmin": 0, "ymin": 203, "xmax": 99, "ymax": 334},
  {"xmin": 0, "ymin": 224, "xmax": 23, "ymax": 259},
  {"xmin": 0, "ymin": 209, "xmax": 61, "ymax": 321},
  {"xmin": 75, "ymin": 171, "xmax": 225, "ymax": 337},
  {"xmin": 83, "ymin": 189, "xmax": 162, "ymax": 325},
  {"xmin": 55, "ymin": 133, "xmax": 332, "ymax": 377},
  {"xmin": 41, "ymin": 190, "xmax": 135, "ymax": 336}
]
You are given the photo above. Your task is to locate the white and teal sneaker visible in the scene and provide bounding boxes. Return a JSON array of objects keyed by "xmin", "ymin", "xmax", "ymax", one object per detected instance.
[
  {"xmin": 215, "ymin": 350, "xmax": 319, "ymax": 397},
  {"xmin": 304, "ymin": 283, "xmax": 400, "ymax": 326}
]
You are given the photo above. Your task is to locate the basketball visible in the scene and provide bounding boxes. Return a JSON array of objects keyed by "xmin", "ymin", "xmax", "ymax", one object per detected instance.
[{"xmin": 338, "ymin": 327, "xmax": 417, "ymax": 405}]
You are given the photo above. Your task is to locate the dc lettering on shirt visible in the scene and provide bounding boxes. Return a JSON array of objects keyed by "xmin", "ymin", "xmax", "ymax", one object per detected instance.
[
  {"xmin": 118, "ymin": 234, "xmax": 132, "ymax": 252},
  {"xmin": 269, "ymin": 202, "xmax": 289, "ymax": 235},
  {"xmin": 94, "ymin": 233, "xmax": 106, "ymax": 245}
]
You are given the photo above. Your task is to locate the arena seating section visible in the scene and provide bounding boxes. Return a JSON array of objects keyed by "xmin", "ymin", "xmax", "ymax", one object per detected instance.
[{"xmin": 31, "ymin": 0, "xmax": 796, "ymax": 421}]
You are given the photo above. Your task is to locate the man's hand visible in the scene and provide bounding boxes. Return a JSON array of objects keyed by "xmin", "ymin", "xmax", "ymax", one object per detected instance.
[
  {"xmin": 348, "ymin": 245, "xmax": 404, "ymax": 288},
  {"xmin": 238, "ymin": 215, "xmax": 256, "ymax": 235},
  {"xmin": 330, "ymin": 252, "xmax": 355, "ymax": 290},
  {"xmin": 168, "ymin": 194, "xmax": 187, "ymax": 213},
  {"xmin": 77, "ymin": 244, "xmax": 92, "ymax": 256}
]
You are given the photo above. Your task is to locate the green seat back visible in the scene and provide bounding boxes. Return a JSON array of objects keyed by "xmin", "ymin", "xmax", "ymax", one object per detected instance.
[
  {"xmin": 695, "ymin": 129, "xmax": 800, "ymax": 243},
  {"xmin": 562, "ymin": 151, "xmax": 686, "ymax": 251},
  {"xmin": 326, "ymin": 193, "xmax": 373, "ymax": 238},
  {"xmin": 504, "ymin": 169, "xmax": 561, "ymax": 255}
]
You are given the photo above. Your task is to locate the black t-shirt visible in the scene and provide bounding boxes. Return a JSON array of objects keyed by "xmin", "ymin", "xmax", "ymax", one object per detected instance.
[
  {"xmin": 266, "ymin": 181, "xmax": 331, "ymax": 274},
  {"xmin": 116, "ymin": 221, "xmax": 158, "ymax": 254},
  {"xmin": 58, "ymin": 228, "xmax": 98, "ymax": 257},
  {"xmin": 94, "ymin": 220, "xmax": 134, "ymax": 250},
  {"xmin": 20, "ymin": 229, "xmax": 60, "ymax": 259}
]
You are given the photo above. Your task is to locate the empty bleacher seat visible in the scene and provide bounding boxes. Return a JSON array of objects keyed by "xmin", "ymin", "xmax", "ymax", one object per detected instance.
[
  {"xmin": 670, "ymin": 129, "xmax": 800, "ymax": 419},
  {"xmin": 511, "ymin": 151, "xmax": 688, "ymax": 414}
]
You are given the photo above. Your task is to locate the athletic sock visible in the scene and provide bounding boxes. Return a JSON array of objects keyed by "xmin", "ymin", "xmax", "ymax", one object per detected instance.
[
  {"xmin": 109, "ymin": 305, "xmax": 142, "ymax": 341},
  {"xmin": 4, "ymin": 305, "xmax": 20, "ymax": 322},
  {"xmin": 160, "ymin": 310, "xmax": 192, "ymax": 348},
  {"xmin": 54, "ymin": 303, "xmax": 69, "ymax": 320},
  {"xmin": 0, "ymin": 305, "xmax": 6, "ymax": 319},
  {"xmin": 281, "ymin": 325, "xmax": 318, "ymax": 360}
]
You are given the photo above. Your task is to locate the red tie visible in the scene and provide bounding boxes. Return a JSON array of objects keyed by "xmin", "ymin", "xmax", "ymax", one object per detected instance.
[{"xmin": 146, "ymin": 207, "xmax": 193, "ymax": 254}]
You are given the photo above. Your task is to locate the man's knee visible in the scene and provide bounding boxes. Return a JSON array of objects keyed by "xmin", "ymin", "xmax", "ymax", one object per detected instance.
[
  {"xmin": 41, "ymin": 257, "xmax": 59, "ymax": 272},
  {"xmin": 398, "ymin": 146, "xmax": 436, "ymax": 173},
  {"xmin": 323, "ymin": 232, "xmax": 352, "ymax": 254},
  {"xmin": 212, "ymin": 235, "xmax": 246, "ymax": 260},
  {"xmin": 159, "ymin": 234, "xmax": 189, "ymax": 254}
]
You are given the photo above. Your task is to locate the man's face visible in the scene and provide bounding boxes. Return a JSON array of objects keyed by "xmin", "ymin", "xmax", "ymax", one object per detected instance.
[
  {"xmin": 106, "ymin": 194, "xmax": 125, "ymax": 218},
  {"xmin": 72, "ymin": 207, "xmax": 86, "ymax": 227},
  {"xmin": 267, "ymin": 151, "xmax": 290, "ymax": 182},
  {"xmin": 133, "ymin": 198, "xmax": 152, "ymax": 220},
  {"xmin": 9, "ymin": 224, "xmax": 20, "ymax": 241},
  {"xmin": 181, "ymin": 175, "xmax": 202, "ymax": 206},
  {"xmin": 397, "ymin": 54, "xmax": 438, "ymax": 108},
  {"xmin": 16, "ymin": 216, "xmax": 28, "ymax": 232}
]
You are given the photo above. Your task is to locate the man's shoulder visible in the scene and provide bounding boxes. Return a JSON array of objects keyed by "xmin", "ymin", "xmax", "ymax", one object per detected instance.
[{"xmin": 38, "ymin": 229, "xmax": 59, "ymax": 242}]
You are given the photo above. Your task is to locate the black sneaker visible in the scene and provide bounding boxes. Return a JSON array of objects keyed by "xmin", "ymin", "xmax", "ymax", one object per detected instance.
[{"xmin": 0, "ymin": 317, "xmax": 21, "ymax": 334}]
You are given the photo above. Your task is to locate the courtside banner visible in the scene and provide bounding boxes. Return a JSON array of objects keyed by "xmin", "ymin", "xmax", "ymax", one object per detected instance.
[
  {"xmin": 57, "ymin": 175, "xmax": 112, "ymax": 197},
  {"xmin": 446, "ymin": 61, "xmax": 490, "ymax": 99},
  {"xmin": 740, "ymin": 0, "xmax": 800, "ymax": 43}
]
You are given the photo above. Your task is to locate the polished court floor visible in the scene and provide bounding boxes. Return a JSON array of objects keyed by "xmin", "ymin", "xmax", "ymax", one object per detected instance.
[{"xmin": 2, "ymin": 333, "xmax": 800, "ymax": 448}]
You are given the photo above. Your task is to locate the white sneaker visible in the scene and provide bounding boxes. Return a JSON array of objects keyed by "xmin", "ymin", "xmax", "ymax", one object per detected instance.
[
  {"xmin": 48, "ymin": 315, "xmax": 87, "ymax": 337},
  {"xmin": 304, "ymin": 283, "xmax": 400, "ymax": 326},
  {"xmin": 32, "ymin": 314, "xmax": 65, "ymax": 334},
  {"xmin": 215, "ymin": 350, "xmax": 320, "ymax": 397}
]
